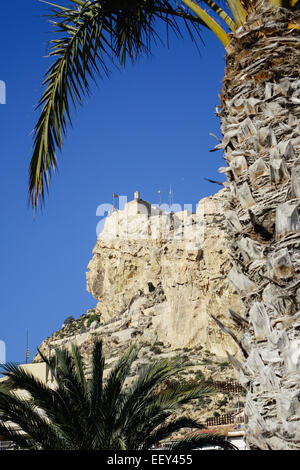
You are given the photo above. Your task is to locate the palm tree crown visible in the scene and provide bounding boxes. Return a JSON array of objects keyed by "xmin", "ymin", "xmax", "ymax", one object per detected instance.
[{"xmin": 0, "ymin": 340, "xmax": 236, "ymax": 450}]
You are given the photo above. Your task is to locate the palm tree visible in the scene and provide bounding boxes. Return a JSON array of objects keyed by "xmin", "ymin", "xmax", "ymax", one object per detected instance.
[
  {"xmin": 0, "ymin": 340, "xmax": 234, "ymax": 450},
  {"xmin": 30, "ymin": 0, "xmax": 300, "ymax": 450}
]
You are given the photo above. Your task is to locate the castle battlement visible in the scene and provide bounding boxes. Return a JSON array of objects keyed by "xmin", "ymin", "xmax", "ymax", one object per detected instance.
[{"xmin": 99, "ymin": 192, "xmax": 203, "ymax": 246}]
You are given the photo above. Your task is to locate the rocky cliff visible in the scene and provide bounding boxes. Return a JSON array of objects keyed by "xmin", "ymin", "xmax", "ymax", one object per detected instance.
[
  {"xmin": 86, "ymin": 188, "xmax": 242, "ymax": 355},
  {"xmin": 34, "ymin": 189, "xmax": 245, "ymax": 423}
]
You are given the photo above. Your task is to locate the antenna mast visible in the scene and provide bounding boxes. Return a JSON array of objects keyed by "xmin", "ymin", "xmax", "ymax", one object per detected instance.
[
  {"xmin": 169, "ymin": 185, "xmax": 173, "ymax": 211},
  {"xmin": 158, "ymin": 189, "xmax": 162, "ymax": 208},
  {"xmin": 25, "ymin": 330, "xmax": 29, "ymax": 364}
]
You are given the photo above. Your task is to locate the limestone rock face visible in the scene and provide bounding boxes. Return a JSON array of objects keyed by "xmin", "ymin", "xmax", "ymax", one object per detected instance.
[
  {"xmin": 86, "ymin": 189, "xmax": 242, "ymax": 355},
  {"xmin": 34, "ymin": 189, "xmax": 246, "ymax": 425}
]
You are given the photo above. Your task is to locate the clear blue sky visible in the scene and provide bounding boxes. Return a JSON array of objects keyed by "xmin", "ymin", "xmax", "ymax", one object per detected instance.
[{"xmin": 0, "ymin": 0, "xmax": 226, "ymax": 364}]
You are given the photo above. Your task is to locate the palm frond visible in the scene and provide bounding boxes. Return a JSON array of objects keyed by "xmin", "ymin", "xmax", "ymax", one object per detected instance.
[
  {"xmin": 114, "ymin": 357, "xmax": 186, "ymax": 425},
  {"xmin": 71, "ymin": 343, "xmax": 87, "ymax": 395},
  {"xmin": 269, "ymin": 0, "xmax": 283, "ymax": 5},
  {"xmin": 155, "ymin": 380, "xmax": 215, "ymax": 405},
  {"xmin": 0, "ymin": 389, "xmax": 70, "ymax": 450},
  {"xmin": 0, "ymin": 361, "xmax": 64, "ymax": 416},
  {"xmin": 114, "ymin": 358, "xmax": 214, "ymax": 449},
  {"xmin": 226, "ymin": 0, "xmax": 247, "ymax": 26},
  {"xmin": 89, "ymin": 339, "xmax": 105, "ymax": 416},
  {"xmin": 101, "ymin": 344, "xmax": 139, "ymax": 400},
  {"xmin": 0, "ymin": 360, "xmax": 89, "ymax": 448},
  {"xmin": 170, "ymin": 431, "xmax": 239, "ymax": 450},
  {"xmin": 182, "ymin": 0, "xmax": 230, "ymax": 46},
  {"xmin": 0, "ymin": 421, "xmax": 32, "ymax": 449},
  {"xmin": 48, "ymin": 347, "xmax": 94, "ymax": 447},
  {"xmin": 201, "ymin": 0, "xmax": 236, "ymax": 31},
  {"xmin": 125, "ymin": 407, "xmax": 173, "ymax": 449},
  {"xmin": 100, "ymin": 344, "xmax": 140, "ymax": 439},
  {"xmin": 29, "ymin": 0, "xmax": 210, "ymax": 208},
  {"xmin": 141, "ymin": 416, "xmax": 205, "ymax": 449}
]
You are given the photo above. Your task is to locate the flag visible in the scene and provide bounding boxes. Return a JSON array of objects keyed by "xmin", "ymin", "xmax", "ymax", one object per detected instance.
[{"xmin": 113, "ymin": 193, "xmax": 118, "ymax": 198}]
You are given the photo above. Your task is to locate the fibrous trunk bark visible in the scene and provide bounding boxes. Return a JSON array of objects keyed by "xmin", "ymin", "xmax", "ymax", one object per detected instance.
[{"xmin": 217, "ymin": 3, "xmax": 300, "ymax": 450}]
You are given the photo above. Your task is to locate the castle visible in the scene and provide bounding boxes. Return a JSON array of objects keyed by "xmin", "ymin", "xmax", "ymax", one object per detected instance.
[{"xmin": 99, "ymin": 191, "xmax": 204, "ymax": 249}]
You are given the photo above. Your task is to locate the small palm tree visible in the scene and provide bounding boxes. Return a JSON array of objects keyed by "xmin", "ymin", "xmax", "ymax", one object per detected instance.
[{"xmin": 0, "ymin": 340, "xmax": 235, "ymax": 450}]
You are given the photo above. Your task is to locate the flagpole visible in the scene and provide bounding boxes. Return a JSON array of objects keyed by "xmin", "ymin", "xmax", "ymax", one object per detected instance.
[{"xmin": 113, "ymin": 193, "xmax": 118, "ymax": 211}]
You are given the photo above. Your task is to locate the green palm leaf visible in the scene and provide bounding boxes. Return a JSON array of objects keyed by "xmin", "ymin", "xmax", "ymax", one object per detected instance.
[
  {"xmin": 170, "ymin": 432, "xmax": 239, "ymax": 450},
  {"xmin": 29, "ymin": 0, "xmax": 210, "ymax": 208},
  {"xmin": 0, "ymin": 388, "xmax": 70, "ymax": 449},
  {"xmin": 141, "ymin": 416, "xmax": 204, "ymax": 449},
  {"xmin": 89, "ymin": 339, "xmax": 105, "ymax": 416}
]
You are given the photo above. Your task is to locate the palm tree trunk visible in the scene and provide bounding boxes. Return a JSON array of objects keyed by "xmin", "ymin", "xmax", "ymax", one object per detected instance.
[{"xmin": 218, "ymin": 3, "xmax": 300, "ymax": 450}]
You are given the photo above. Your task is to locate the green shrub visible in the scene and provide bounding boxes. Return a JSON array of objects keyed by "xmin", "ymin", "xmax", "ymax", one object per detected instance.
[
  {"xmin": 87, "ymin": 314, "xmax": 100, "ymax": 328},
  {"xmin": 219, "ymin": 361, "xmax": 230, "ymax": 370},
  {"xmin": 194, "ymin": 370, "xmax": 205, "ymax": 381}
]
